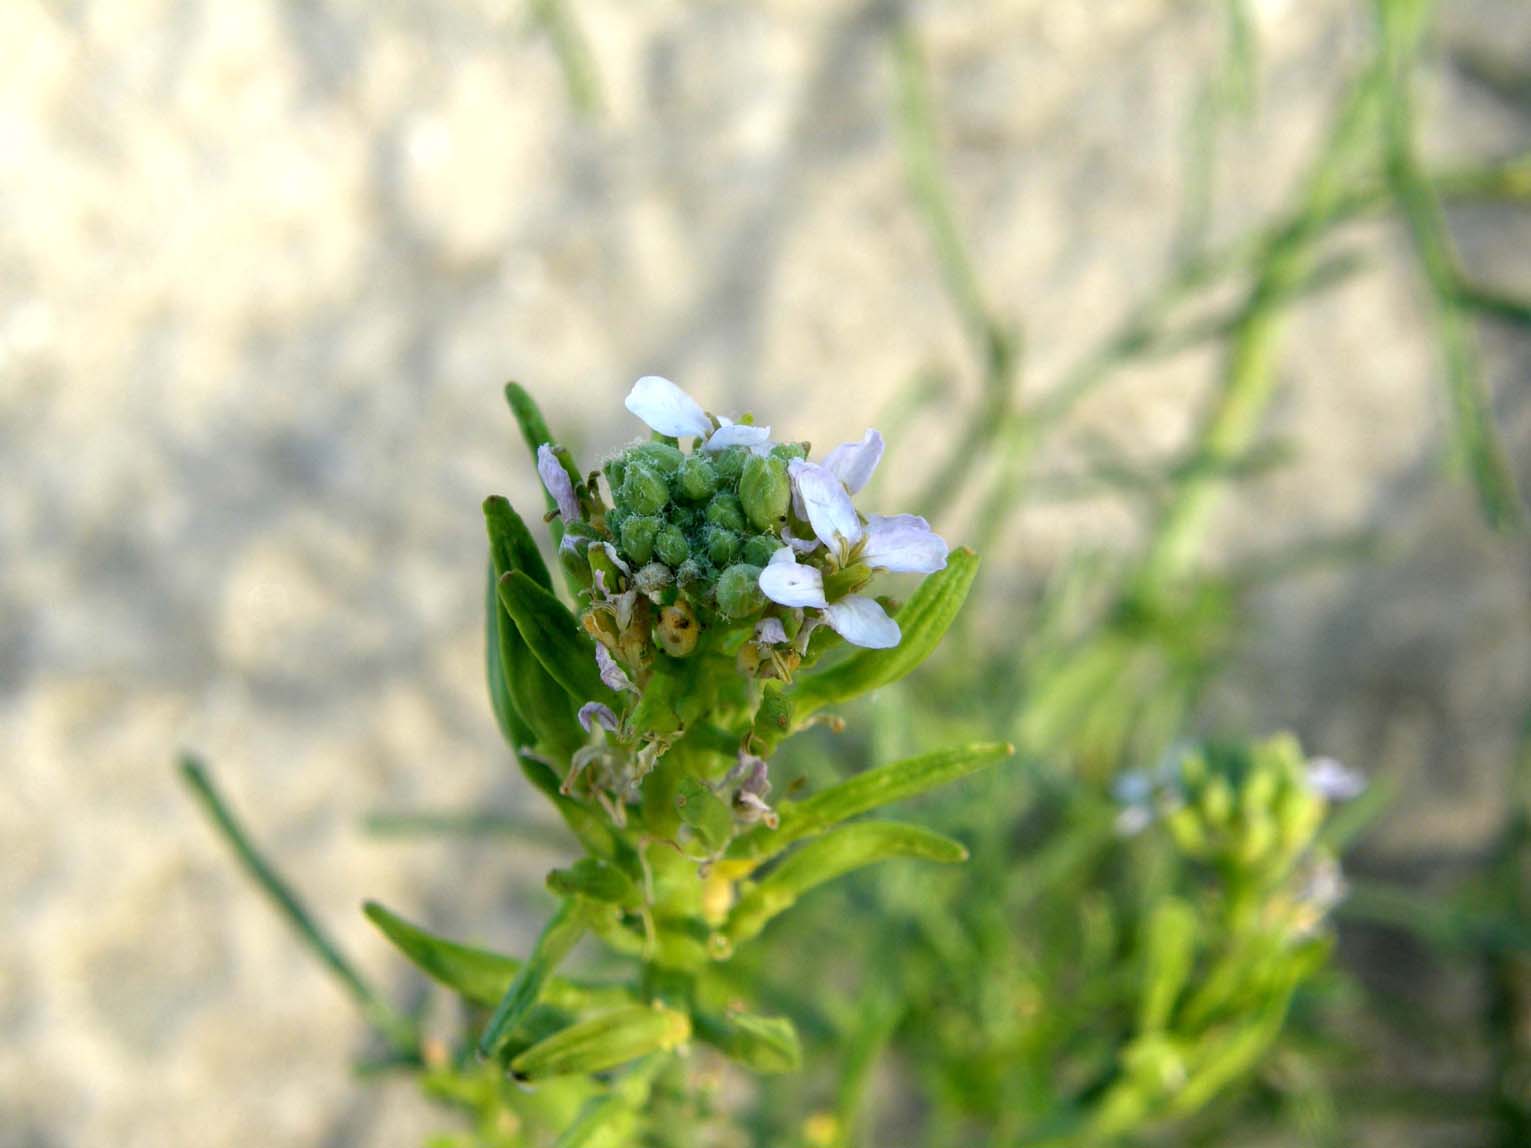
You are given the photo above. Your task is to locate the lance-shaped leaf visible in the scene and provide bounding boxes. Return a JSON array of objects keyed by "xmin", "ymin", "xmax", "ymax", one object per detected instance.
[
  {"xmin": 728, "ymin": 741, "xmax": 1013, "ymax": 862},
  {"xmin": 363, "ymin": 901, "xmax": 630, "ymax": 1012},
  {"xmin": 1138, "ymin": 897, "xmax": 1198, "ymax": 1034},
  {"xmin": 692, "ymin": 1010, "xmax": 802, "ymax": 1074},
  {"xmin": 485, "ymin": 563, "xmax": 536, "ymax": 748},
  {"xmin": 477, "ymin": 900, "xmax": 588, "ymax": 1060},
  {"xmin": 725, "ymin": 822, "xmax": 968, "ymax": 945},
  {"xmin": 509, "ymin": 1005, "xmax": 692, "ymax": 1081},
  {"xmin": 485, "ymin": 503, "xmax": 582, "ymax": 757},
  {"xmin": 499, "ymin": 570, "xmax": 619, "ymax": 710},
  {"xmin": 788, "ymin": 548, "xmax": 979, "ymax": 719}
]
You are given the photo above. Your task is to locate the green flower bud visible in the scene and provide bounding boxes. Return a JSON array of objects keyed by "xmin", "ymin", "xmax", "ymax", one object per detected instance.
[
  {"xmin": 676, "ymin": 455, "xmax": 719, "ymax": 502},
  {"xmin": 604, "ymin": 505, "xmax": 630, "ymax": 540},
  {"xmin": 770, "ymin": 441, "xmax": 808, "ymax": 463},
  {"xmin": 676, "ymin": 558, "xmax": 711, "ymax": 597},
  {"xmin": 620, "ymin": 515, "xmax": 662, "ymax": 564},
  {"xmin": 603, "ymin": 455, "xmax": 627, "ymax": 494},
  {"xmin": 739, "ymin": 455, "xmax": 790, "ymax": 532},
  {"xmin": 706, "ymin": 526, "xmax": 741, "ymax": 566},
  {"xmin": 628, "ymin": 441, "xmax": 685, "ymax": 475},
  {"xmin": 742, "ymin": 534, "xmax": 779, "ymax": 567},
  {"xmin": 620, "ymin": 463, "xmax": 669, "ymax": 516},
  {"xmin": 716, "ymin": 563, "xmax": 765, "ymax": 619},
  {"xmin": 705, "ymin": 492, "xmax": 746, "ymax": 533},
  {"xmin": 655, "ymin": 523, "xmax": 690, "ymax": 567},
  {"xmin": 712, "ymin": 445, "xmax": 748, "ymax": 484}
]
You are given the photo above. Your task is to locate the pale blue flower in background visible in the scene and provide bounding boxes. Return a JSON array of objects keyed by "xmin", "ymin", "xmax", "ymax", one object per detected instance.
[{"xmin": 1305, "ymin": 757, "xmax": 1366, "ymax": 801}]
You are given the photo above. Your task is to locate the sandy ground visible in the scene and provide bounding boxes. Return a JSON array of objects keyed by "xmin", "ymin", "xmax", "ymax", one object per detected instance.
[{"xmin": 2, "ymin": 1, "xmax": 1529, "ymax": 1145}]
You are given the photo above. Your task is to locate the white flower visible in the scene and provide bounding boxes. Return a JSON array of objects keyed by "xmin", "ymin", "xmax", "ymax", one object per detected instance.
[
  {"xmin": 625, "ymin": 375, "xmax": 712, "ymax": 440},
  {"xmin": 758, "ymin": 547, "xmax": 901, "ymax": 649},
  {"xmin": 861, "ymin": 514, "xmax": 949, "ymax": 574},
  {"xmin": 1305, "ymin": 757, "xmax": 1366, "ymax": 802},
  {"xmin": 822, "ymin": 429, "xmax": 884, "ymax": 494},
  {"xmin": 758, "ymin": 547, "xmax": 828, "ymax": 608},
  {"xmin": 537, "ymin": 444, "xmax": 581, "ymax": 523},
  {"xmin": 754, "ymin": 617, "xmax": 789, "ymax": 646},
  {"xmin": 788, "ymin": 460, "xmax": 864, "ymax": 556},
  {"xmin": 704, "ymin": 418, "xmax": 774, "ymax": 456}
]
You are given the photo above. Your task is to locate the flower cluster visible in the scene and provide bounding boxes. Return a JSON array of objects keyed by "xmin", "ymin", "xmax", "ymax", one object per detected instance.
[{"xmin": 540, "ymin": 376, "xmax": 948, "ymax": 689}]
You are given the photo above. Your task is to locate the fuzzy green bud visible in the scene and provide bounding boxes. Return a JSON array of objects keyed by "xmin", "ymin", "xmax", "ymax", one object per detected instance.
[
  {"xmin": 770, "ymin": 441, "xmax": 808, "ymax": 463},
  {"xmin": 741, "ymin": 534, "xmax": 779, "ymax": 567},
  {"xmin": 712, "ymin": 446, "xmax": 748, "ymax": 484},
  {"xmin": 739, "ymin": 455, "xmax": 790, "ymax": 532},
  {"xmin": 705, "ymin": 492, "xmax": 747, "ymax": 534},
  {"xmin": 629, "ymin": 441, "xmax": 684, "ymax": 476},
  {"xmin": 677, "ymin": 456, "xmax": 719, "ymax": 502},
  {"xmin": 655, "ymin": 524, "xmax": 691, "ymax": 568},
  {"xmin": 620, "ymin": 515, "xmax": 662, "ymax": 565},
  {"xmin": 705, "ymin": 526, "xmax": 741, "ymax": 566},
  {"xmin": 620, "ymin": 463, "xmax": 669, "ymax": 516},
  {"xmin": 677, "ymin": 559, "xmax": 711, "ymax": 597},
  {"xmin": 603, "ymin": 455, "xmax": 627, "ymax": 494},
  {"xmin": 716, "ymin": 563, "xmax": 766, "ymax": 619}
]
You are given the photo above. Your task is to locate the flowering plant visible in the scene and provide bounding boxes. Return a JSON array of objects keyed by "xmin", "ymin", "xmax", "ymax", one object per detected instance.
[{"xmin": 362, "ymin": 377, "xmax": 1002, "ymax": 1143}]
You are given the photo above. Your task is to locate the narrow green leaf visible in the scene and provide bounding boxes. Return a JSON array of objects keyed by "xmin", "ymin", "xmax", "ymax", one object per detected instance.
[
  {"xmin": 729, "ymin": 740, "xmax": 1014, "ymax": 861},
  {"xmin": 1138, "ymin": 897, "xmax": 1199, "ymax": 1033},
  {"xmin": 692, "ymin": 1010, "xmax": 802, "ymax": 1074},
  {"xmin": 510, "ymin": 1005, "xmax": 692, "ymax": 1081},
  {"xmin": 484, "ymin": 506, "xmax": 582, "ymax": 757},
  {"xmin": 485, "ymin": 560, "xmax": 536, "ymax": 747},
  {"xmin": 546, "ymin": 858, "xmax": 640, "ymax": 908},
  {"xmin": 179, "ymin": 757, "xmax": 419, "ymax": 1056},
  {"xmin": 725, "ymin": 822, "xmax": 968, "ymax": 945},
  {"xmin": 484, "ymin": 495, "xmax": 554, "ymax": 592},
  {"xmin": 499, "ymin": 570, "xmax": 617, "ymax": 708},
  {"xmin": 363, "ymin": 901, "xmax": 629, "ymax": 1012},
  {"xmin": 477, "ymin": 900, "xmax": 588, "ymax": 1060},
  {"xmin": 788, "ymin": 548, "xmax": 980, "ymax": 718}
]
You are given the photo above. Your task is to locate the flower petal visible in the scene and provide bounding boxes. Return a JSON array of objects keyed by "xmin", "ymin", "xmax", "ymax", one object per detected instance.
[
  {"xmin": 754, "ymin": 617, "xmax": 789, "ymax": 646},
  {"xmin": 823, "ymin": 429, "xmax": 884, "ymax": 494},
  {"xmin": 788, "ymin": 460, "xmax": 863, "ymax": 551},
  {"xmin": 595, "ymin": 644, "xmax": 634, "ymax": 693},
  {"xmin": 624, "ymin": 375, "xmax": 712, "ymax": 439},
  {"xmin": 578, "ymin": 701, "xmax": 619, "ymax": 733},
  {"xmin": 823, "ymin": 595, "xmax": 900, "ymax": 649},
  {"xmin": 758, "ymin": 547, "xmax": 828, "ymax": 609},
  {"xmin": 704, "ymin": 423, "xmax": 773, "ymax": 453},
  {"xmin": 861, "ymin": 514, "xmax": 949, "ymax": 574},
  {"xmin": 1305, "ymin": 757, "xmax": 1366, "ymax": 802},
  {"xmin": 780, "ymin": 527, "xmax": 820, "ymax": 555},
  {"xmin": 537, "ymin": 444, "xmax": 581, "ymax": 523}
]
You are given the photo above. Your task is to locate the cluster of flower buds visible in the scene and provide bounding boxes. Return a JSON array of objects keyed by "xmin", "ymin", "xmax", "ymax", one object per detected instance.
[{"xmin": 1114, "ymin": 736, "xmax": 1366, "ymax": 938}]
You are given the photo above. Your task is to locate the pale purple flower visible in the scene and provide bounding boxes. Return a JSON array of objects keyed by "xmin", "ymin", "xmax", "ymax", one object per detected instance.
[
  {"xmin": 537, "ymin": 444, "xmax": 581, "ymax": 523},
  {"xmin": 578, "ymin": 701, "xmax": 620, "ymax": 734},
  {"xmin": 1305, "ymin": 757, "xmax": 1366, "ymax": 802},
  {"xmin": 624, "ymin": 375, "xmax": 712, "ymax": 440},
  {"xmin": 595, "ymin": 644, "xmax": 634, "ymax": 693}
]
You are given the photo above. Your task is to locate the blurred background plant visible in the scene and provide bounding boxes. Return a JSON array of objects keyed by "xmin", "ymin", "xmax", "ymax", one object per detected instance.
[{"xmin": 6, "ymin": 0, "xmax": 1530, "ymax": 1145}]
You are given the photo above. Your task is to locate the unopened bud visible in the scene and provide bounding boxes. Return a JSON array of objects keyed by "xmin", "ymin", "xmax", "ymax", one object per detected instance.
[
  {"xmin": 705, "ymin": 492, "xmax": 746, "ymax": 534},
  {"xmin": 677, "ymin": 456, "xmax": 719, "ymax": 502},
  {"xmin": 619, "ymin": 515, "xmax": 662, "ymax": 565},
  {"xmin": 620, "ymin": 463, "xmax": 669, "ymax": 516},
  {"xmin": 716, "ymin": 563, "xmax": 765, "ymax": 619},
  {"xmin": 739, "ymin": 455, "xmax": 790, "ymax": 532}
]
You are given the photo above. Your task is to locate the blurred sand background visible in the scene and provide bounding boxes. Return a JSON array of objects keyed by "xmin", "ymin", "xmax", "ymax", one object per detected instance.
[{"xmin": 2, "ymin": 1, "xmax": 1529, "ymax": 1145}]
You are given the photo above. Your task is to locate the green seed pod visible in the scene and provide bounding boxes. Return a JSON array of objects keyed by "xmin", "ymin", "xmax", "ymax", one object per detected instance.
[
  {"xmin": 546, "ymin": 857, "xmax": 640, "ymax": 908},
  {"xmin": 706, "ymin": 526, "xmax": 741, "ymax": 566},
  {"xmin": 656, "ymin": 600, "xmax": 700, "ymax": 657},
  {"xmin": 705, "ymin": 492, "xmax": 746, "ymax": 533},
  {"xmin": 711, "ymin": 445, "xmax": 748, "ymax": 484},
  {"xmin": 749, "ymin": 683, "xmax": 792, "ymax": 755},
  {"xmin": 620, "ymin": 463, "xmax": 669, "ymax": 516},
  {"xmin": 620, "ymin": 515, "xmax": 662, "ymax": 565},
  {"xmin": 628, "ymin": 441, "xmax": 685, "ymax": 475},
  {"xmin": 741, "ymin": 534, "xmax": 778, "ymax": 567},
  {"xmin": 716, "ymin": 563, "xmax": 765, "ymax": 619},
  {"xmin": 770, "ymin": 441, "xmax": 808, "ymax": 463},
  {"xmin": 655, "ymin": 523, "xmax": 690, "ymax": 568},
  {"xmin": 739, "ymin": 455, "xmax": 790, "ymax": 532},
  {"xmin": 677, "ymin": 778, "xmax": 735, "ymax": 853},
  {"xmin": 676, "ymin": 456, "xmax": 719, "ymax": 502}
]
